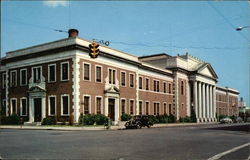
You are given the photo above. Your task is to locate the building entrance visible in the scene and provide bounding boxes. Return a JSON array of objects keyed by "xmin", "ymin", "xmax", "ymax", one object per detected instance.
[
  {"xmin": 108, "ymin": 99, "xmax": 115, "ymax": 121},
  {"xmin": 34, "ymin": 98, "xmax": 42, "ymax": 122}
]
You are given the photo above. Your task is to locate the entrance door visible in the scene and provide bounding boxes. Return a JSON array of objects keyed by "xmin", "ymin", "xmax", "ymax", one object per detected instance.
[
  {"xmin": 34, "ymin": 98, "xmax": 42, "ymax": 122},
  {"xmin": 108, "ymin": 99, "xmax": 115, "ymax": 121}
]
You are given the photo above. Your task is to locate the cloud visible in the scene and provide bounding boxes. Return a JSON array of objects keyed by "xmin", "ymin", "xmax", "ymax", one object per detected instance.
[{"xmin": 43, "ymin": 1, "xmax": 68, "ymax": 8}]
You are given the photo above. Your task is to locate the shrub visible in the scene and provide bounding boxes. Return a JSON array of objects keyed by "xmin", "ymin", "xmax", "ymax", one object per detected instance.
[
  {"xmin": 190, "ymin": 109, "xmax": 197, "ymax": 122},
  {"xmin": 121, "ymin": 113, "xmax": 132, "ymax": 121},
  {"xmin": 148, "ymin": 115, "xmax": 158, "ymax": 124},
  {"xmin": 41, "ymin": 116, "xmax": 57, "ymax": 125},
  {"xmin": 156, "ymin": 115, "xmax": 168, "ymax": 123},
  {"xmin": 1, "ymin": 113, "xmax": 21, "ymax": 125},
  {"xmin": 168, "ymin": 114, "xmax": 176, "ymax": 123},
  {"xmin": 78, "ymin": 114, "xmax": 109, "ymax": 125},
  {"xmin": 179, "ymin": 116, "xmax": 192, "ymax": 123},
  {"xmin": 95, "ymin": 114, "xmax": 109, "ymax": 125}
]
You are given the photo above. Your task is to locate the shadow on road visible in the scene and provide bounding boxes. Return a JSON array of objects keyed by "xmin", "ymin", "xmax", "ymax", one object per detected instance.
[{"xmin": 207, "ymin": 124, "xmax": 250, "ymax": 132}]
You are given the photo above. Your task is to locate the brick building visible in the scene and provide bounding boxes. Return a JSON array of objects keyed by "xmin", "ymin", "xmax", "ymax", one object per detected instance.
[{"xmin": 0, "ymin": 29, "xmax": 239, "ymax": 124}]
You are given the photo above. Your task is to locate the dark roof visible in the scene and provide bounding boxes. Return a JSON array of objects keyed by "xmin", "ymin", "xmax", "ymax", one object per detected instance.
[{"xmin": 138, "ymin": 53, "xmax": 172, "ymax": 59}]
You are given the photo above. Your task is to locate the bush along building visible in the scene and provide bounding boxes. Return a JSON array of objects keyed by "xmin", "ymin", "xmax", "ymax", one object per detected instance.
[{"xmin": 0, "ymin": 29, "xmax": 239, "ymax": 125}]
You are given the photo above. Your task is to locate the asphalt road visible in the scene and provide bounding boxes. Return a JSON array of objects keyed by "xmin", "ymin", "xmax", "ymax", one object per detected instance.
[{"xmin": 0, "ymin": 124, "xmax": 249, "ymax": 160}]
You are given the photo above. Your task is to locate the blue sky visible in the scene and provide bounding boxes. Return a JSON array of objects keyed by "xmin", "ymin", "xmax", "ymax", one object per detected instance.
[{"xmin": 1, "ymin": 1, "xmax": 250, "ymax": 105}]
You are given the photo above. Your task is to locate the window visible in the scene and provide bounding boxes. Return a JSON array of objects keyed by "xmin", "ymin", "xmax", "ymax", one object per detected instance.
[
  {"xmin": 157, "ymin": 81, "xmax": 160, "ymax": 92},
  {"xmin": 163, "ymin": 82, "xmax": 167, "ymax": 93},
  {"xmin": 11, "ymin": 98, "xmax": 17, "ymax": 115},
  {"xmin": 168, "ymin": 83, "xmax": 172, "ymax": 94},
  {"xmin": 84, "ymin": 96, "xmax": 90, "ymax": 114},
  {"xmin": 19, "ymin": 69, "xmax": 27, "ymax": 86},
  {"xmin": 139, "ymin": 77, "xmax": 143, "ymax": 89},
  {"xmin": 84, "ymin": 63, "xmax": 90, "ymax": 81},
  {"xmin": 96, "ymin": 97, "xmax": 102, "ymax": 114},
  {"xmin": 145, "ymin": 102, "xmax": 149, "ymax": 115},
  {"xmin": 157, "ymin": 103, "xmax": 160, "ymax": 115},
  {"xmin": 61, "ymin": 95, "xmax": 69, "ymax": 115},
  {"xmin": 154, "ymin": 102, "xmax": 160, "ymax": 115},
  {"xmin": 164, "ymin": 103, "xmax": 167, "ymax": 114},
  {"xmin": 130, "ymin": 100, "xmax": 134, "ymax": 115},
  {"xmin": 32, "ymin": 66, "xmax": 42, "ymax": 83},
  {"xmin": 139, "ymin": 101, "xmax": 142, "ymax": 115},
  {"xmin": 2, "ymin": 100, "xmax": 6, "ymax": 116},
  {"xmin": 48, "ymin": 64, "xmax": 56, "ymax": 82},
  {"xmin": 121, "ymin": 72, "xmax": 126, "ymax": 86},
  {"xmin": 20, "ymin": 98, "xmax": 27, "ymax": 116},
  {"xmin": 2, "ymin": 73, "xmax": 6, "ymax": 89},
  {"xmin": 96, "ymin": 66, "xmax": 102, "ymax": 82},
  {"xmin": 61, "ymin": 62, "xmax": 69, "ymax": 81},
  {"xmin": 10, "ymin": 70, "xmax": 17, "ymax": 87},
  {"xmin": 154, "ymin": 103, "xmax": 156, "ymax": 115},
  {"xmin": 121, "ymin": 99, "xmax": 126, "ymax": 114},
  {"xmin": 169, "ymin": 104, "xmax": 172, "ymax": 115},
  {"xmin": 153, "ymin": 80, "xmax": 156, "ymax": 91},
  {"xmin": 49, "ymin": 96, "xmax": 56, "ymax": 115},
  {"xmin": 181, "ymin": 81, "xmax": 184, "ymax": 95},
  {"xmin": 129, "ymin": 74, "xmax": 134, "ymax": 87},
  {"xmin": 145, "ymin": 78, "xmax": 149, "ymax": 90},
  {"xmin": 108, "ymin": 69, "xmax": 116, "ymax": 84}
]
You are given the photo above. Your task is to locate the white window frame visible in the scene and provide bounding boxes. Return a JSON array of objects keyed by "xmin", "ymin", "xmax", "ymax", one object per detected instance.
[
  {"xmin": 60, "ymin": 62, "xmax": 69, "ymax": 81},
  {"xmin": 10, "ymin": 70, "xmax": 17, "ymax": 87},
  {"xmin": 10, "ymin": 98, "xmax": 17, "ymax": 115},
  {"xmin": 139, "ymin": 100, "xmax": 143, "ymax": 114},
  {"xmin": 61, "ymin": 94, "xmax": 69, "ymax": 116},
  {"xmin": 95, "ymin": 65, "xmax": 102, "ymax": 83},
  {"xmin": 168, "ymin": 82, "xmax": 172, "ymax": 94},
  {"xmin": 139, "ymin": 76, "xmax": 143, "ymax": 90},
  {"xmin": 32, "ymin": 66, "xmax": 42, "ymax": 83},
  {"xmin": 145, "ymin": 101, "xmax": 150, "ymax": 115},
  {"xmin": 145, "ymin": 77, "xmax": 150, "ymax": 91},
  {"xmin": 20, "ymin": 97, "xmax": 27, "ymax": 116},
  {"xmin": 120, "ymin": 98, "xmax": 126, "ymax": 114},
  {"xmin": 2, "ymin": 72, "xmax": 6, "ymax": 89},
  {"xmin": 163, "ymin": 81, "xmax": 167, "ymax": 93},
  {"xmin": 48, "ymin": 95, "xmax": 57, "ymax": 116},
  {"xmin": 108, "ymin": 68, "xmax": 117, "ymax": 84},
  {"xmin": 83, "ymin": 95, "xmax": 91, "ymax": 114},
  {"xmin": 83, "ymin": 62, "xmax": 91, "ymax": 81},
  {"xmin": 20, "ymin": 69, "xmax": 27, "ymax": 86},
  {"xmin": 129, "ymin": 73, "xmax": 135, "ymax": 88},
  {"xmin": 48, "ymin": 64, "xmax": 56, "ymax": 83},
  {"xmin": 163, "ymin": 102, "xmax": 167, "ymax": 114},
  {"xmin": 129, "ymin": 99, "xmax": 135, "ymax": 115},
  {"xmin": 120, "ymin": 71, "xmax": 126, "ymax": 87},
  {"xmin": 95, "ymin": 96, "xmax": 103, "ymax": 114}
]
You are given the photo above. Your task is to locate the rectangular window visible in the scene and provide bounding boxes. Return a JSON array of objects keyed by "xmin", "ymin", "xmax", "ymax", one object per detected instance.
[
  {"xmin": 48, "ymin": 64, "xmax": 56, "ymax": 82},
  {"xmin": 32, "ymin": 67, "xmax": 42, "ymax": 83},
  {"xmin": 169, "ymin": 104, "xmax": 172, "ymax": 115},
  {"xmin": 21, "ymin": 98, "xmax": 27, "ymax": 116},
  {"xmin": 84, "ymin": 63, "xmax": 90, "ymax": 81},
  {"xmin": 153, "ymin": 103, "xmax": 156, "ymax": 115},
  {"xmin": 61, "ymin": 62, "xmax": 69, "ymax": 81},
  {"xmin": 108, "ymin": 69, "xmax": 116, "ymax": 84},
  {"xmin": 164, "ymin": 103, "xmax": 167, "ymax": 114},
  {"xmin": 139, "ymin": 101, "xmax": 142, "ymax": 115},
  {"xmin": 121, "ymin": 72, "xmax": 126, "ymax": 86},
  {"xmin": 121, "ymin": 99, "xmax": 126, "ymax": 114},
  {"xmin": 49, "ymin": 96, "xmax": 56, "ymax": 115},
  {"xmin": 145, "ymin": 78, "xmax": 149, "ymax": 90},
  {"xmin": 2, "ymin": 73, "xmax": 6, "ymax": 89},
  {"xmin": 129, "ymin": 74, "xmax": 134, "ymax": 88},
  {"xmin": 139, "ymin": 77, "xmax": 143, "ymax": 89},
  {"xmin": 84, "ymin": 96, "xmax": 90, "ymax": 114},
  {"xmin": 10, "ymin": 70, "xmax": 17, "ymax": 87},
  {"xmin": 96, "ymin": 66, "xmax": 102, "ymax": 82},
  {"xmin": 11, "ymin": 98, "xmax": 17, "ymax": 115},
  {"xmin": 157, "ymin": 103, "xmax": 160, "ymax": 115},
  {"xmin": 163, "ymin": 82, "xmax": 167, "ymax": 93},
  {"xmin": 145, "ymin": 102, "xmax": 149, "ymax": 115},
  {"xmin": 168, "ymin": 83, "xmax": 172, "ymax": 94},
  {"xmin": 20, "ymin": 69, "xmax": 27, "ymax": 85},
  {"xmin": 61, "ymin": 95, "xmax": 69, "ymax": 115},
  {"xmin": 130, "ymin": 100, "xmax": 134, "ymax": 115},
  {"xmin": 157, "ymin": 81, "xmax": 160, "ymax": 92},
  {"xmin": 181, "ymin": 81, "xmax": 184, "ymax": 95},
  {"xmin": 153, "ymin": 80, "xmax": 156, "ymax": 91},
  {"xmin": 96, "ymin": 97, "xmax": 102, "ymax": 114}
]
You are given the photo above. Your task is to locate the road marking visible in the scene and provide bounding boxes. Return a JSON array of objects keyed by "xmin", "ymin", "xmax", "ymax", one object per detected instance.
[{"xmin": 208, "ymin": 142, "xmax": 250, "ymax": 160}]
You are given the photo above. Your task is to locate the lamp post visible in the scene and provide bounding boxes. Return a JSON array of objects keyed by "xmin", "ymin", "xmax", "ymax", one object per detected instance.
[{"xmin": 236, "ymin": 26, "xmax": 250, "ymax": 31}]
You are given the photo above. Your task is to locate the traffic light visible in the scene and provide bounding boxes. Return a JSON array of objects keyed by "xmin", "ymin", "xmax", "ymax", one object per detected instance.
[{"xmin": 89, "ymin": 42, "xmax": 100, "ymax": 58}]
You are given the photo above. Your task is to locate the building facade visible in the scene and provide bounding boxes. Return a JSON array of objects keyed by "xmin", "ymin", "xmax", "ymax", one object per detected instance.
[{"xmin": 0, "ymin": 30, "xmax": 239, "ymax": 124}]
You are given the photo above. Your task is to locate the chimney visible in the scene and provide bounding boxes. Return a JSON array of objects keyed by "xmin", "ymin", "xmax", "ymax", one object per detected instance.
[{"xmin": 68, "ymin": 29, "xmax": 79, "ymax": 38}]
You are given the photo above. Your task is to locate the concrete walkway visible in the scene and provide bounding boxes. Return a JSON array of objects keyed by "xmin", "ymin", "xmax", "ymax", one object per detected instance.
[{"xmin": 0, "ymin": 122, "xmax": 218, "ymax": 131}]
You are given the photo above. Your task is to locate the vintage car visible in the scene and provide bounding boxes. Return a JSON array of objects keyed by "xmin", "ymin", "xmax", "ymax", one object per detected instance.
[
  {"xmin": 125, "ymin": 115, "xmax": 153, "ymax": 129},
  {"xmin": 219, "ymin": 117, "xmax": 233, "ymax": 124}
]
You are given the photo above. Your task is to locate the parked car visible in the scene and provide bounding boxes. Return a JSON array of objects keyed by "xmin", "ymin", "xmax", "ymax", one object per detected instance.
[
  {"xmin": 220, "ymin": 117, "xmax": 233, "ymax": 124},
  {"xmin": 235, "ymin": 117, "xmax": 243, "ymax": 123},
  {"xmin": 125, "ymin": 115, "xmax": 153, "ymax": 129}
]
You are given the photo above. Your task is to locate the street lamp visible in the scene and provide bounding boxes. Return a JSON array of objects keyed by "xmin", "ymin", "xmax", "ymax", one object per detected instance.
[{"xmin": 236, "ymin": 26, "xmax": 250, "ymax": 31}]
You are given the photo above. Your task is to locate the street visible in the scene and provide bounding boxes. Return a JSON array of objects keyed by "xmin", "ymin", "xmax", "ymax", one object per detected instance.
[{"xmin": 0, "ymin": 124, "xmax": 249, "ymax": 160}]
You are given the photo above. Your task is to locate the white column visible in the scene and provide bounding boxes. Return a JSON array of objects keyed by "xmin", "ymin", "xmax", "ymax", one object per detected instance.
[
  {"xmin": 104, "ymin": 97, "xmax": 108, "ymax": 117},
  {"xmin": 194, "ymin": 81, "xmax": 198, "ymax": 120},
  {"xmin": 29, "ymin": 98, "xmax": 34, "ymax": 122},
  {"xmin": 206, "ymin": 84, "xmax": 209, "ymax": 122},
  {"xmin": 209, "ymin": 85, "xmax": 213, "ymax": 121},
  {"xmin": 213, "ymin": 86, "xmax": 216, "ymax": 121},
  {"xmin": 42, "ymin": 96, "xmax": 46, "ymax": 120},
  {"xmin": 198, "ymin": 82, "xmax": 202, "ymax": 122},
  {"xmin": 202, "ymin": 83, "xmax": 206, "ymax": 122}
]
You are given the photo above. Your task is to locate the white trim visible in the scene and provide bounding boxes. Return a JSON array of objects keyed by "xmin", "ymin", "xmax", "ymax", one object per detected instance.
[
  {"xmin": 108, "ymin": 67, "xmax": 117, "ymax": 85},
  {"xmin": 120, "ymin": 98, "xmax": 126, "ymax": 114},
  {"xmin": 20, "ymin": 68, "xmax": 27, "ymax": 86},
  {"xmin": 163, "ymin": 102, "xmax": 167, "ymax": 114},
  {"xmin": 153, "ymin": 101, "xmax": 160, "ymax": 115},
  {"xmin": 163, "ymin": 81, "xmax": 167, "ymax": 93},
  {"xmin": 20, "ymin": 97, "xmax": 27, "ymax": 116},
  {"xmin": 10, "ymin": 70, "xmax": 17, "ymax": 87},
  {"xmin": 129, "ymin": 99, "xmax": 135, "ymax": 115},
  {"xmin": 48, "ymin": 95, "xmax": 57, "ymax": 116},
  {"xmin": 95, "ymin": 96, "xmax": 103, "ymax": 114},
  {"xmin": 31, "ymin": 66, "xmax": 42, "ymax": 83},
  {"xmin": 145, "ymin": 101, "xmax": 150, "ymax": 115},
  {"xmin": 83, "ymin": 62, "xmax": 91, "ymax": 81},
  {"xmin": 139, "ymin": 100, "xmax": 143, "ymax": 114},
  {"xmin": 83, "ymin": 95, "xmax": 91, "ymax": 114},
  {"xmin": 129, "ymin": 73, "xmax": 135, "ymax": 88},
  {"xmin": 145, "ymin": 77, "xmax": 150, "ymax": 91},
  {"xmin": 60, "ymin": 61, "xmax": 69, "ymax": 81},
  {"xmin": 10, "ymin": 98, "xmax": 17, "ymax": 115},
  {"xmin": 153, "ymin": 79, "xmax": 160, "ymax": 92},
  {"xmin": 2, "ymin": 72, "xmax": 6, "ymax": 89},
  {"xmin": 139, "ymin": 76, "xmax": 143, "ymax": 90},
  {"xmin": 120, "ymin": 71, "xmax": 126, "ymax": 87},
  {"xmin": 48, "ymin": 64, "xmax": 56, "ymax": 83},
  {"xmin": 95, "ymin": 65, "xmax": 103, "ymax": 83},
  {"xmin": 61, "ymin": 94, "xmax": 70, "ymax": 116}
]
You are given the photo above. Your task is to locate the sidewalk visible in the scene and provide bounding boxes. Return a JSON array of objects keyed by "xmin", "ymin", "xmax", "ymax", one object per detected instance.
[{"xmin": 0, "ymin": 122, "xmax": 216, "ymax": 131}]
